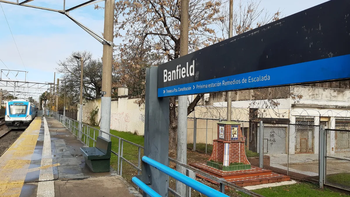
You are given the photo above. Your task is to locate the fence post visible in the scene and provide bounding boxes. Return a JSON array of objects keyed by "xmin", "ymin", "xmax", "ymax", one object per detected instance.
[
  {"xmin": 193, "ymin": 117, "xmax": 197, "ymax": 151},
  {"xmin": 138, "ymin": 147, "xmax": 141, "ymax": 176},
  {"xmin": 120, "ymin": 140, "xmax": 124, "ymax": 176},
  {"xmin": 205, "ymin": 119, "xmax": 208, "ymax": 154},
  {"xmin": 118, "ymin": 139, "xmax": 121, "ymax": 175},
  {"xmin": 287, "ymin": 124, "xmax": 290, "ymax": 176},
  {"xmin": 319, "ymin": 125, "xmax": 325, "ymax": 188},
  {"xmin": 219, "ymin": 179, "xmax": 225, "ymax": 194},
  {"xmin": 259, "ymin": 121, "xmax": 264, "ymax": 168}
]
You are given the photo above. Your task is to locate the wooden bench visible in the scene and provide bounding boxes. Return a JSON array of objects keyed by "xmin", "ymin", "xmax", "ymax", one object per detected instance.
[{"xmin": 80, "ymin": 136, "xmax": 111, "ymax": 172}]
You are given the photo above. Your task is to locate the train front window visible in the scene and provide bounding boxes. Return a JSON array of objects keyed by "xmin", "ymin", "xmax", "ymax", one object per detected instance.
[{"xmin": 9, "ymin": 105, "xmax": 27, "ymax": 115}]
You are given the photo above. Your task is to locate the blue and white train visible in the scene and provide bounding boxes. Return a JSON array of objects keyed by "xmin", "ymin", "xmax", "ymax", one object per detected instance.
[{"xmin": 5, "ymin": 100, "xmax": 37, "ymax": 129}]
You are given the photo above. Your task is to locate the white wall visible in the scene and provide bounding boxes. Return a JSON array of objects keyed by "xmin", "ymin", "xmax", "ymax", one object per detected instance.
[
  {"xmin": 110, "ymin": 97, "xmax": 145, "ymax": 135},
  {"xmin": 81, "ymin": 88, "xmax": 145, "ymax": 135}
]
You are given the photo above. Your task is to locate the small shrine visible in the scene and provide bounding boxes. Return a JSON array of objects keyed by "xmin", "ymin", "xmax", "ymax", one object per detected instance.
[
  {"xmin": 207, "ymin": 121, "xmax": 251, "ymax": 171},
  {"xmin": 190, "ymin": 121, "xmax": 290, "ymax": 187}
]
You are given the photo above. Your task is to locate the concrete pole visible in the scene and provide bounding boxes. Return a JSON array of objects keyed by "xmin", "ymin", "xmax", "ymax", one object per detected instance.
[
  {"xmin": 79, "ymin": 57, "xmax": 83, "ymax": 140},
  {"xmin": 53, "ymin": 72, "xmax": 56, "ymax": 111},
  {"xmin": 176, "ymin": 0, "xmax": 189, "ymax": 196},
  {"xmin": 63, "ymin": 80, "xmax": 66, "ymax": 121},
  {"xmin": 49, "ymin": 83, "xmax": 52, "ymax": 113},
  {"xmin": 259, "ymin": 121, "xmax": 264, "ymax": 168},
  {"xmin": 100, "ymin": 0, "xmax": 114, "ymax": 140},
  {"xmin": 56, "ymin": 78, "xmax": 59, "ymax": 113},
  {"xmin": 0, "ymin": 90, "xmax": 2, "ymax": 109},
  {"xmin": 227, "ymin": 0, "xmax": 233, "ymax": 122}
]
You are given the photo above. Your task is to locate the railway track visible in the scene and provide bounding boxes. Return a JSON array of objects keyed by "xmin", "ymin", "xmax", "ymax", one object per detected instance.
[
  {"xmin": 0, "ymin": 128, "xmax": 23, "ymax": 157},
  {"xmin": 0, "ymin": 116, "xmax": 9, "ymax": 139},
  {"xmin": 0, "ymin": 129, "xmax": 10, "ymax": 139},
  {"xmin": 0, "ymin": 116, "xmax": 23, "ymax": 156}
]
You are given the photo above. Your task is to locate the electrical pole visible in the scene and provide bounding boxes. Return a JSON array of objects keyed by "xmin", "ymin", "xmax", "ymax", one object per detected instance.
[
  {"xmin": 53, "ymin": 72, "xmax": 56, "ymax": 111},
  {"xmin": 0, "ymin": 90, "xmax": 2, "ymax": 109},
  {"xmin": 56, "ymin": 78, "xmax": 59, "ymax": 113},
  {"xmin": 100, "ymin": 0, "xmax": 114, "ymax": 140},
  {"xmin": 176, "ymin": 0, "xmax": 189, "ymax": 195},
  {"xmin": 74, "ymin": 55, "xmax": 84, "ymax": 140},
  {"xmin": 80, "ymin": 57, "xmax": 83, "ymax": 139},
  {"xmin": 49, "ymin": 84, "xmax": 52, "ymax": 112},
  {"xmin": 227, "ymin": 0, "xmax": 233, "ymax": 122},
  {"xmin": 63, "ymin": 79, "xmax": 66, "ymax": 120}
]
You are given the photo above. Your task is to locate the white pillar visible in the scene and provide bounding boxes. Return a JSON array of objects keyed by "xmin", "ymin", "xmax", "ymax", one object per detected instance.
[{"xmin": 223, "ymin": 143, "xmax": 230, "ymax": 166}]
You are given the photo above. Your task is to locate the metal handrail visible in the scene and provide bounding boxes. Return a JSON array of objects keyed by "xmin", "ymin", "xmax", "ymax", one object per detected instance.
[
  {"xmin": 138, "ymin": 156, "xmax": 229, "ymax": 197},
  {"xmin": 132, "ymin": 177, "xmax": 161, "ymax": 197}
]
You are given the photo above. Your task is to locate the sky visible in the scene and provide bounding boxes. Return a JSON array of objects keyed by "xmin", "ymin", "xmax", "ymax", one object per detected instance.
[{"xmin": 0, "ymin": 0, "xmax": 329, "ymax": 100}]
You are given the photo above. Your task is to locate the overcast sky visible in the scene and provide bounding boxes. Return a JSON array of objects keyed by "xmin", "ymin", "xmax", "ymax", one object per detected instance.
[{"xmin": 0, "ymin": 0, "xmax": 329, "ymax": 99}]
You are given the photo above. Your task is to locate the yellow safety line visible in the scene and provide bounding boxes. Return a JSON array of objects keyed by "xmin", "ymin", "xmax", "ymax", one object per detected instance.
[
  {"xmin": 0, "ymin": 117, "xmax": 41, "ymax": 197},
  {"xmin": 26, "ymin": 163, "xmax": 60, "ymax": 173}
]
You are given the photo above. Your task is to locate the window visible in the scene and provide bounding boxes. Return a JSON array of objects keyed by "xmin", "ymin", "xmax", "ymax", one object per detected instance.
[{"xmin": 9, "ymin": 105, "xmax": 27, "ymax": 115}]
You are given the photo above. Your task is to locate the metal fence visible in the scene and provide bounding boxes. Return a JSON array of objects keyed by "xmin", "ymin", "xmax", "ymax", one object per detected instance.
[
  {"xmin": 324, "ymin": 128, "xmax": 350, "ymax": 191},
  {"xmin": 188, "ymin": 116, "xmax": 350, "ymax": 192},
  {"xmin": 52, "ymin": 112, "xmax": 261, "ymax": 197},
  {"xmin": 263, "ymin": 123, "xmax": 321, "ymax": 183}
]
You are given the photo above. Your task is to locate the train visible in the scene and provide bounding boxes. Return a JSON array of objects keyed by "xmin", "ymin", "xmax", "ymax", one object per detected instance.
[{"xmin": 5, "ymin": 100, "xmax": 37, "ymax": 129}]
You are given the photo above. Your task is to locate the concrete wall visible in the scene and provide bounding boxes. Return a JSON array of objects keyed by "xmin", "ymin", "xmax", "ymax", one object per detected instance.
[
  {"xmin": 81, "ymin": 99, "xmax": 101, "ymax": 125},
  {"xmin": 110, "ymin": 97, "xmax": 145, "ymax": 135},
  {"xmin": 81, "ymin": 88, "xmax": 145, "ymax": 135},
  {"xmin": 187, "ymin": 118, "xmax": 219, "ymax": 144},
  {"xmin": 79, "ymin": 85, "xmax": 350, "ymax": 153}
]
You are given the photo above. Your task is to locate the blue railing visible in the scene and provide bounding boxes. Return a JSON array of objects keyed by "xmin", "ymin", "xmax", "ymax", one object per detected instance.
[{"xmin": 133, "ymin": 156, "xmax": 229, "ymax": 197}]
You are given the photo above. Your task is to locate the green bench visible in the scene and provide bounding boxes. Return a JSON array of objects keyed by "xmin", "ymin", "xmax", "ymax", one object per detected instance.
[{"xmin": 80, "ymin": 136, "xmax": 111, "ymax": 172}]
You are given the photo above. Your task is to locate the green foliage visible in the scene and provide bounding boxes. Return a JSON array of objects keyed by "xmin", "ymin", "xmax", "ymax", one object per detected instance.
[
  {"xmin": 89, "ymin": 107, "xmax": 99, "ymax": 126},
  {"xmin": 246, "ymin": 149, "xmax": 259, "ymax": 157},
  {"xmin": 207, "ymin": 160, "xmax": 251, "ymax": 171},
  {"xmin": 187, "ymin": 143, "xmax": 213, "ymax": 155}
]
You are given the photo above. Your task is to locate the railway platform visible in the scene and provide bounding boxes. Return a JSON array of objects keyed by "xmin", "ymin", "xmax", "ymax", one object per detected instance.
[{"xmin": 0, "ymin": 117, "xmax": 141, "ymax": 197}]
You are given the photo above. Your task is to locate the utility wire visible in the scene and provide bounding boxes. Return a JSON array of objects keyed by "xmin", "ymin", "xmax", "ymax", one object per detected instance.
[
  {"xmin": 0, "ymin": 3, "xmax": 27, "ymax": 71},
  {"xmin": 0, "ymin": 59, "xmax": 16, "ymax": 79}
]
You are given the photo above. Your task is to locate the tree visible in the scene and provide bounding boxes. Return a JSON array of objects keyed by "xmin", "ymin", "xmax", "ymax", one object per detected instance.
[
  {"xmin": 2, "ymin": 90, "xmax": 17, "ymax": 100},
  {"xmin": 217, "ymin": 0, "xmax": 280, "ymax": 39},
  {"xmin": 114, "ymin": 0, "xmax": 223, "ymax": 153},
  {"xmin": 57, "ymin": 52, "xmax": 118, "ymax": 104},
  {"xmin": 114, "ymin": 41, "xmax": 160, "ymax": 100},
  {"xmin": 113, "ymin": 0, "xmax": 280, "ymax": 153},
  {"xmin": 39, "ymin": 91, "xmax": 49, "ymax": 110}
]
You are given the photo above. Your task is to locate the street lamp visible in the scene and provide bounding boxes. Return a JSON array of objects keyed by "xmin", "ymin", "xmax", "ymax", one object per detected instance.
[{"xmin": 74, "ymin": 55, "xmax": 83, "ymax": 140}]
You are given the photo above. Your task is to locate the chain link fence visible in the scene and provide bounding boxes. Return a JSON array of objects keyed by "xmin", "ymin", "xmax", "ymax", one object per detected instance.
[{"xmin": 187, "ymin": 109, "xmax": 350, "ymax": 191}]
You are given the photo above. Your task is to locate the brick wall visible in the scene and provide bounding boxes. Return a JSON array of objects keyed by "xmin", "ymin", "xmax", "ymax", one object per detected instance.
[{"xmin": 209, "ymin": 122, "xmax": 250, "ymax": 165}]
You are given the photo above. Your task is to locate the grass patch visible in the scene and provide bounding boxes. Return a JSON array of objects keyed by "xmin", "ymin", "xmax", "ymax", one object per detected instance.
[
  {"xmin": 246, "ymin": 149, "xmax": 259, "ymax": 157},
  {"xmin": 240, "ymin": 182, "xmax": 349, "ymax": 197},
  {"xmin": 327, "ymin": 173, "xmax": 350, "ymax": 188},
  {"xmin": 187, "ymin": 143, "xmax": 213, "ymax": 155}
]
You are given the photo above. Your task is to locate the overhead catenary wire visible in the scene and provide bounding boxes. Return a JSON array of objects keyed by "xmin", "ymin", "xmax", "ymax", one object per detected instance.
[
  {"xmin": 0, "ymin": 3, "xmax": 27, "ymax": 71},
  {"xmin": 0, "ymin": 59, "xmax": 16, "ymax": 79}
]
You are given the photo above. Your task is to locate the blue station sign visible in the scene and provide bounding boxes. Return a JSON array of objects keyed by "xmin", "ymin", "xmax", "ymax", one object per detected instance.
[{"xmin": 157, "ymin": 0, "xmax": 350, "ymax": 97}]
